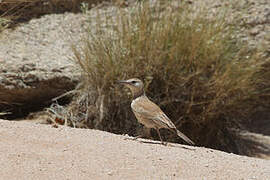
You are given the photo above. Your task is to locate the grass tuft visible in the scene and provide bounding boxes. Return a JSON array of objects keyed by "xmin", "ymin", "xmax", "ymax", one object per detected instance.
[{"xmin": 68, "ymin": 1, "xmax": 269, "ymax": 155}]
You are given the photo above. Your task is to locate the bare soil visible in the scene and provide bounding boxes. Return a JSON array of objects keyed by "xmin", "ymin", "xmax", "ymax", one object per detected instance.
[{"xmin": 0, "ymin": 120, "xmax": 269, "ymax": 180}]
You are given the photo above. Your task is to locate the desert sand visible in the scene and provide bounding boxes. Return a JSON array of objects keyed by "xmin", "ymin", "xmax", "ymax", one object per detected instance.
[{"xmin": 0, "ymin": 120, "xmax": 269, "ymax": 180}]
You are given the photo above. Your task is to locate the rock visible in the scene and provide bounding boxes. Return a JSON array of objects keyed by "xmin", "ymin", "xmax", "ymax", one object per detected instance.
[{"xmin": 0, "ymin": 13, "xmax": 90, "ymax": 117}]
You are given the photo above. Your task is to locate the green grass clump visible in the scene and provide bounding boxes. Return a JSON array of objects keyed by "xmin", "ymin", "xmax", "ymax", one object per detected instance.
[{"xmin": 71, "ymin": 1, "xmax": 269, "ymax": 155}]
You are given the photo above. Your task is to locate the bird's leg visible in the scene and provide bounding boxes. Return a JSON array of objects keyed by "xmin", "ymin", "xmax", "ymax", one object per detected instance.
[{"xmin": 156, "ymin": 128, "xmax": 167, "ymax": 145}]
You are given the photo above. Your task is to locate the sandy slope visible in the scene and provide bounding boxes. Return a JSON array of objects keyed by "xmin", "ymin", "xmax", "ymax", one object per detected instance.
[{"xmin": 0, "ymin": 120, "xmax": 269, "ymax": 180}]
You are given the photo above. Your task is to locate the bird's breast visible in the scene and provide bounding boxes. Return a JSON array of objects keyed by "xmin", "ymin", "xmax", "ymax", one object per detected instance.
[{"xmin": 131, "ymin": 96, "xmax": 144, "ymax": 111}]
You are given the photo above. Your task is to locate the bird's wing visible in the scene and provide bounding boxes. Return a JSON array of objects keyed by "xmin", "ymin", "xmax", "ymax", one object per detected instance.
[{"xmin": 132, "ymin": 96, "xmax": 176, "ymax": 129}]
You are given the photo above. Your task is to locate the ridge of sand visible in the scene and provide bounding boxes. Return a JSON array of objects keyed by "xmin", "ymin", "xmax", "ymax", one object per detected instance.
[{"xmin": 0, "ymin": 120, "xmax": 269, "ymax": 179}]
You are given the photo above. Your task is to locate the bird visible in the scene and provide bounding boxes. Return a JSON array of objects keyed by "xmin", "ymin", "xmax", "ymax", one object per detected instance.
[{"xmin": 118, "ymin": 78, "xmax": 194, "ymax": 145}]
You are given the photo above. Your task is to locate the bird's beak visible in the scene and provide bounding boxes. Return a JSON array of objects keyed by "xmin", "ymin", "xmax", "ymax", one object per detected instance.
[{"xmin": 117, "ymin": 80, "xmax": 129, "ymax": 84}]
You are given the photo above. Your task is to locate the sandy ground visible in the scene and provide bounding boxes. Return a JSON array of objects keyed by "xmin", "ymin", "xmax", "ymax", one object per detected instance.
[{"xmin": 0, "ymin": 120, "xmax": 270, "ymax": 180}]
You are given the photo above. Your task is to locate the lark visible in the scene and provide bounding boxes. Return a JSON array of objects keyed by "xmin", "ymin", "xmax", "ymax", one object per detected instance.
[{"xmin": 118, "ymin": 78, "xmax": 194, "ymax": 145}]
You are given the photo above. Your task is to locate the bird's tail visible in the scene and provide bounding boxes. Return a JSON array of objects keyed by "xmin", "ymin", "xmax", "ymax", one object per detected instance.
[{"xmin": 175, "ymin": 129, "xmax": 195, "ymax": 145}]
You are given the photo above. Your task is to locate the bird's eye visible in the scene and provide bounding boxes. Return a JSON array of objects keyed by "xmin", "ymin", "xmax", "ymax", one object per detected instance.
[{"xmin": 131, "ymin": 81, "xmax": 136, "ymax": 84}]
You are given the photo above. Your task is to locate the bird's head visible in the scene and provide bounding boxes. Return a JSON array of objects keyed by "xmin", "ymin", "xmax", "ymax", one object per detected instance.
[{"xmin": 117, "ymin": 78, "xmax": 144, "ymax": 98}]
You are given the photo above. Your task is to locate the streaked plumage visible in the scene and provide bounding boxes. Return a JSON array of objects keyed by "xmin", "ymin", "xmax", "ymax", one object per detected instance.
[{"xmin": 118, "ymin": 78, "xmax": 194, "ymax": 145}]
